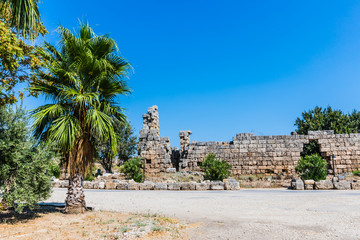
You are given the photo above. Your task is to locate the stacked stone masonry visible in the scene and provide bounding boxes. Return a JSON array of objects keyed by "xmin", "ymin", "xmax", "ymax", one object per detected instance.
[{"xmin": 138, "ymin": 106, "xmax": 360, "ymax": 177}]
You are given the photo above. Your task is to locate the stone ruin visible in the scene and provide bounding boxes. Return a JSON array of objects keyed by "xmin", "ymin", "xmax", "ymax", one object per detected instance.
[{"xmin": 138, "ymin": 106, "xmax": 360, "ymax": 177}]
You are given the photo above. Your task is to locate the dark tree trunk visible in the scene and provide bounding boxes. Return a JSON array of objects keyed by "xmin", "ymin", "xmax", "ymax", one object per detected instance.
[{"xmin": 64, "ymin": 173, "xmax": 86, "ymax": 214}]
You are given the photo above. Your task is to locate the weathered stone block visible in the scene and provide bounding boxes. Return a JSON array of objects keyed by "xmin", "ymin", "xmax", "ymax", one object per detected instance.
[
  {"xmin": 291, "ymin": 179, "xmax": 304, "ymax": 190},
  {"xmin": 99, "ymin": 181, "xmax": 105, "ymax": 189},
  {"xmin": 351, "ymin": 181, "xmax": 360, "ymax": 190},
  {"xmin": 180, "ymin": 182, "xmax": 196, "ymax": 190},
  {"xmin": 105, "ymin": 182, "xmax": 117, "ymax": 190},
  {"xmin": 116, "ymin": 181, "xmax": 129, "ymax": 190},
  {"xmin": 167, "ymin": 182, "xmax": 180, "ymax": 190},
  {"xmin": 140, "ymin": 181, "xmax": 155, "ymax": 190},
  {"xmin": 166, "ymin": 168, "xmax": 176, "ymax": 173},
  {"xmin": 210, "ymin": 181, "xmax": 224, "ymax": 190},
  {"xmin": 83, "ymin": 181, "xmax": 93, "ymax": 189},
  {"xmin": 314, "ymin": 180, "xmax": 333, "ymax": 190},
  {"xmin": 223, "ymin": 179, "xmax": 240, "ymax": 190},
  {"xmin": 334, "ymin": 180, "xmax": 351, "ymax": 190},
  {"xmin": 92, "ymin": 181, "xmax": 99, "ymax": 189},
  {"xmin": 196, "ymin": 182, "xmax": 210, "ymax": 190},
  {"xmin": 154, "ymin": 182, "xmax": 167, "ymax": 190},
  {"xmin": 128, "ymin": 180, "xmax": 139, "ymax": 190}
]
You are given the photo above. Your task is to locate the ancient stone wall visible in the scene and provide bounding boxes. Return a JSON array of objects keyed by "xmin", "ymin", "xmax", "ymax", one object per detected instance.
[
  {"xmin": 138, "ymin": 106, "xmax": 174, "ymax": 175},
  {"xmin": 139, "ymin": 106, "xmax": 360, "ymax": 177}
]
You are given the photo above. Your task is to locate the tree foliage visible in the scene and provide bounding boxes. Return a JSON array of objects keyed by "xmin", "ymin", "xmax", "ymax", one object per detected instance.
[
  {"xmin": 295, "ymin": 106, "xmax": 360, "ymax": 135},
  {"xmin": 0, "ymin": 0, "xmax": 46, "ymax": 106},
  {"xmin": 200, "ymin": 153, "xmax": 232, "ymax": 181},
  {"xmin": 122, "ymin": 158, "xmax": 144, "ymax": 183},
  {"xmin": 97, "ymin": 119, "xmax": 137, "ymax": 173},
  {"xmin": 295, "ymin": 154, "xmax": 327, "ymax": 181},
  {"xmin": 0, "ymin": 105, "xmax": 53, "ymax": 213},
  {"xmin": 30, "ymin": 24, "xmax": 131, "ymax": 177}
]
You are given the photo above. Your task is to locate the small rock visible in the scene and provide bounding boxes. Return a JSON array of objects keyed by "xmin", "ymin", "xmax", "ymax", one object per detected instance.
[
  {"xmin": 98, "ymin": 182, "xmax": 105, "ymax": 189},
  {"xmin": 166, "ymin": 168, "xmax": 176, "ymax": 173}
]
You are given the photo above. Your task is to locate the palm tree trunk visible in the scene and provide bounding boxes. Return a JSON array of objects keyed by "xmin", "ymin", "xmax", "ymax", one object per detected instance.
[{"xmin": 64, "ymin": 173, "xmax": 86, "ymax": 214}]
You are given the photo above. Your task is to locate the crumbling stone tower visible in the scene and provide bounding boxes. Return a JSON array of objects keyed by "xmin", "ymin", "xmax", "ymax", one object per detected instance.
[{"xmin": 138, "ymin": 106, "xmax": 173, "ymax": 175}]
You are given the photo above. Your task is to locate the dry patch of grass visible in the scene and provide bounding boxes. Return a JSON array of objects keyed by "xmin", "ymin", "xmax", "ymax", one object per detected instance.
[{"xmin": 0, "ymin": 206, "xmax": 188, "ymax": 240}]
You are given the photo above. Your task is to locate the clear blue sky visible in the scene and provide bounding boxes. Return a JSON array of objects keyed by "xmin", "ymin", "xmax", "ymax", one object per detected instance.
[{"xmin": 23, "ymin": 1, "xmax": 360, "ymax": 147}]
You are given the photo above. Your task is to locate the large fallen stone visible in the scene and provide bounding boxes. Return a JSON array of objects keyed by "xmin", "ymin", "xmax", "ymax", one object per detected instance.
[
  {"xmin": 351, "ymin": 181, "xmax": 360, "ymax": 190},
  {"xmin": 128, "ymin": 180, "xmax": 139, "ymax": 190},
  {"xmin": 140, "ymin": 181, "xmax": 155, "ymax": 190},
  {"xmin": 334, "ymin": 180, "xmax": 351, "ymax": 190},
  {"xmin": 167, "ymin": 182, "xmax": 180, "ymax": 190},
  {"xmin": 98, "ymin": 181, "xmax": 105, "ymax": 189},
  {"xmin": 105, "ymin": 182, "xmax": 117, "ymax": 190},
  {"xmin": 314, "ymin": 180, "xmax": 333, "ymax": 190},
  {"xmin": 92, "ymin": 181, "xmax": 99, "ymax": 189},
  {"xmin": 154, "ymin": 182, "xmax": 167, "ymax": 190},
  {"xmin": 83, "ymin": 181, "xmax": 93, "ymax": 189},
  {"xmin": 291, "ymin": 179, "xmax": 304, "ymax": 190},
  {"xmin": 180, "ymin": 182, "xmax": 196, "ymax": 190},
  {"xmin": 210, "ymin": 181, "xmax": 225, "ymax": 190},
  {"xmin": 304, "ymin": 180, "xmax": 314, "ymax": 190},
  {"xmin": 116, "ymin": 181, "xmax": 129, "ymax": 190},
  {"xmin": 223, "ymin": 179, "xmax": 240, "ymax": 190},
  {"xmin": 196, "ymin": 182, "xmax": 210, "ymax": 190}
]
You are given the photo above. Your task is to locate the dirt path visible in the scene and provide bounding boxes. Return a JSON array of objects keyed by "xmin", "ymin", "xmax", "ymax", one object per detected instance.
[{"xmin": 45, "ymin": 188, "xmax": 360, "ymax": 240}]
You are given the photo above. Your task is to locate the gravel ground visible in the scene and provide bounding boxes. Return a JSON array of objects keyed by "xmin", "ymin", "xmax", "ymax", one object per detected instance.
[{"xmin": 45, "ymin": 188, "xmax": 360, "ymax": 240}]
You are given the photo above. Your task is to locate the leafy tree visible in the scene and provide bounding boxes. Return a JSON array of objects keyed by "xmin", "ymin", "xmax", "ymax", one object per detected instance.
[
  {"xmin": 295, "ymin": 154, "xmax": 327, "ymax": 181},
  {"xmin": 295, "ymin": 106, "xmax": 360, "ymax": 134},
  {"xmin": 200, "ymin": 153, "xmax": 232, "ymax": 181},
  {"xmin": 0, "ymin": 0, "xmax": 46, "ymax": 39},
  {"xmin": 97, "ymin": 119, "xmax": 137, "ymax": 173},
  {"xmin": 0, "ymin": 105, "xmax": 53, "ymax": 213},
  {"xmin": 0, "ymin": 0, "xmax": 46, "ymax": 106},
  {"xmin": 30, "ymin": 24, "xmax": 131, "ymax": 213},
  {"xmin": 122, "ymin": 158, "xmax": 145, "ymax": 183}
]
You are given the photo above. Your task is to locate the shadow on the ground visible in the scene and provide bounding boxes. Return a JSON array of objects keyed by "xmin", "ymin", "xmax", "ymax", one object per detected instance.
[{"xmin": 0, "ymin": 203, "xmax": 64, "ymax": 224}]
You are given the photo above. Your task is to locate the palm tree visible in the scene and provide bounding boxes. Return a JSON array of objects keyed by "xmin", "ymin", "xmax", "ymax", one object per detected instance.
[
  {"xmin": 0, "ymin": 0, "xmax": 45, "ymax": 39},
  {"xmin": 30, "ymin": 24, "xmax": 131, "ymax": 213}
]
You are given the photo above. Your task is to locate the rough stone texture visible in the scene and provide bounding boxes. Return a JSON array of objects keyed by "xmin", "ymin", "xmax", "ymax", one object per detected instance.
[
  {"xmin": 128, "ymin": 180, "xmax": 139, "ymax": 190},
  {"xmin": 105, "ymin": 182, "xmax": 117, "ymax": 190},
  {"xmin": 196, "ymin": 182, "xmax": 210, "ymax": 191},
  {"xmin": 154, "ymin": 182, "xmax": 167, "ymax": 190},
  {"xmin": 314, "ymin": 180, "xmax": 334, "ymax": 190},
  {"xmin": 180, "ymin": 182, "xmax": 196, "ymax": 190},
  {"xmin": 83, "ymin": 181, "xmax": 93, "ymax": 189},
  {"xmin": 351, "ymin": 181, "xmax": 360, "ymax": 190},
  {"xmin": 167, "ymin": 182, "xmax": 180, "ymax": 190},
  {"xmin": 210, "ymin": 181, "xmax": 225, "ymax": 190},
  {"xmin": 334, "ymin": 180, "xmax": 351, "ymax": 190},
  {"xmin": 139, "ymin": 106, "xmax": 360, "ymax": 177},
  {"xmin": 292, "ymin": 179, "xmax": 304, "ymax": 190},
  {"xmin": 138, "ymin": 106, "xmax": 174, "ymax": 175},
  {"xmin": 98, "ymin": 182, "xmax": 105, "ymax": 189},
  {"xmin": 304, "ymin": 180, "xmax": 314, "ymax": 190},
  {"xmin": 224, "ymin": 179, "xmax": 241, "ymax": 190},
  {"xmin": 139, "ymin": 181, "xmax": 155, "ymax": 190},
  {"xmin": 116, "ymin": 181, "xmax": 129, "ymax": 190}
]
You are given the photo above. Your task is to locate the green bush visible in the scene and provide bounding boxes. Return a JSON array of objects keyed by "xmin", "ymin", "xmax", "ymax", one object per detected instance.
[
  {"xmin": 84, "ymin": 165, "xmax": 96, "ymax": 181},
  {"xmin": 49, "ymin": 162, "xmax": 61, "ymax": 178},
  {"xmin": 353, "ymin": 170, "xmax": 360, "ymax": 176},
  {"xmin": 122, "ymin": 158, "xmax": 145, "ymax": 183},
  {"xmin": 200, "ymin": 153, "xmax": 232, "ymax": 181},
  {"xmin": 295, "ymin": 154, "xmax": 327, "ymax": 181}
]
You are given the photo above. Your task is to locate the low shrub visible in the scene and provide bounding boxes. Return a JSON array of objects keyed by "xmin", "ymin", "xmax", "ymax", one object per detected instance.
[
  {"xmin": 122, "ymin": 158, "xmax": 145, "ymax": 183},
  {"xmin": 353, "ymin": 170, "xmax": 360, "ymax": 176},
  {"xmin": 295, "ymin": 154, "xmax": 327, "ymax": 181},
  {"xmin": 200, "ymin": 153, "xmax": 232, "ymax": 181}
]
